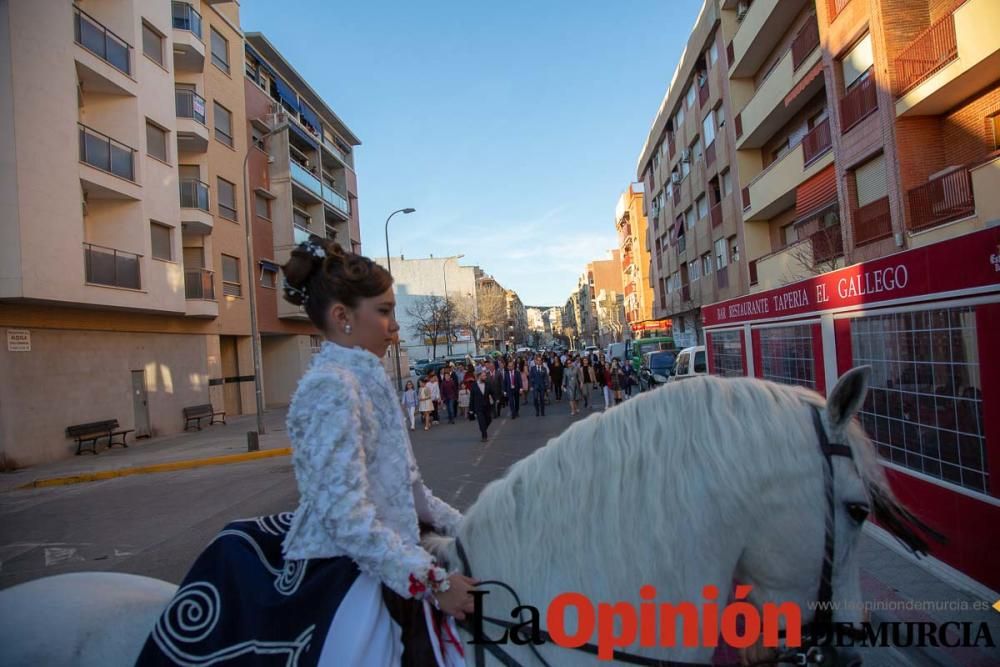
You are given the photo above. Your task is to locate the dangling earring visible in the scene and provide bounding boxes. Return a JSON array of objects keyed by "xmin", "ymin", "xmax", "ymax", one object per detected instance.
[{"xmin": 344, "ymin": 323, "xmax": 352, "ymax": 335}]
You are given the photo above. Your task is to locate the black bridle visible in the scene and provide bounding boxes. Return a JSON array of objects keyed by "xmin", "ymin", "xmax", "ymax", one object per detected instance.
[{"xmin": 451, "ymin": 406, "xmax": 862, "ymax": 667}]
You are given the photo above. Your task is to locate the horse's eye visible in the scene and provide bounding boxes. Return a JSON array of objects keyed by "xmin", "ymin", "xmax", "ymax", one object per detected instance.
[{"xmin": 846, "ymin": 503, "xmax": 870, "ymax": 524}]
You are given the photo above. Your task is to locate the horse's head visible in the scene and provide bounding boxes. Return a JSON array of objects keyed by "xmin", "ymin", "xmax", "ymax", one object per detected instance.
[{"xmin": 731, "ymin": 367, "xmax": 939, "ymax": 667}]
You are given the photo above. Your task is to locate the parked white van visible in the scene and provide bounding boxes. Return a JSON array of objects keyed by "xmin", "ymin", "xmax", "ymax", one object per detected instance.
[{"xmin": 669, "ymin": 345, "xmax": 708, "ymax": 381}]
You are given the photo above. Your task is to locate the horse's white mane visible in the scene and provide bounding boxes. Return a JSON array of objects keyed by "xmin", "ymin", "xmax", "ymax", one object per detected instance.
[{"xmin": 444, "ymin": 375, "xmax": 889, "ymax": 616}]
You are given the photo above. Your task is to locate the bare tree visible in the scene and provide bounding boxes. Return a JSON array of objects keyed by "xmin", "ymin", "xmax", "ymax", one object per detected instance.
[
  {"xmin": 783, "ymin": 219, "xmax": 843, "ymax": 283},
  {"xmin": 475, "ymin": 285, "xmax": 509, "ymax": 352},
  {"xmin": 406, "ymin": 295, "xmax": 449, "ymax": 360}
]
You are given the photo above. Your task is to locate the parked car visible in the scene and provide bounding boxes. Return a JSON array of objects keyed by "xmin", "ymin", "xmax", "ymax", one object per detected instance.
[
  {"xmin": 669, "ymin": 346, "xmax": 708, "ymax": 382},
  {"xmin": 639, "ymin": 350, "xmax": 676, "ymax": 391},
  {"xmin": 414, "ymin": 359, "xmax": 449, "ymax": 377},
  {"xmin": 606, "ymin": 342, "xmax": 628, "ymax": 362}
]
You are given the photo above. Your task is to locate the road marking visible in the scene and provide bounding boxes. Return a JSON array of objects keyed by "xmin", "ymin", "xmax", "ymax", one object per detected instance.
[
  {"xmin": 473, "ymin": 418, "xmax": 507, "ymax": 467},
  {"xmin": 44, "ymin": 546, "xmax": 84, "ymax": 567}
]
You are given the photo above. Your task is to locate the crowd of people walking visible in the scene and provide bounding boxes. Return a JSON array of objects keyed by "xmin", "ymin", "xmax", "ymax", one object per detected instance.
[{"xmin": 401, "ymin": 349, "xmax": 638, "ymax": 441}]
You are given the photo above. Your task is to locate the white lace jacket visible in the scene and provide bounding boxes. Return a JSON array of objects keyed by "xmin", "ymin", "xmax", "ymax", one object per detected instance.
[{"xmin": 282, "ymin": 341, "xmax": 463, "ymax": 599}]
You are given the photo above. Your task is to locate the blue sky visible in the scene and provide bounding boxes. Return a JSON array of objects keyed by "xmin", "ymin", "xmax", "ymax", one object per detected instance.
[{"xmin": 241, "ymin": 0, "xmax": 702, "ymax": 306}]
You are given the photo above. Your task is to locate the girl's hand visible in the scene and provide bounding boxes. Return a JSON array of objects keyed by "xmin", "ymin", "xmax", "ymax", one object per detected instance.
[{"xmin": 433, "ymin": 574, "xmax": 479, "ymax": 619}]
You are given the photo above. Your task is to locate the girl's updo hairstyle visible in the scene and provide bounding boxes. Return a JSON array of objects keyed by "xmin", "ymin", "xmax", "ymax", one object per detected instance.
[{"xmin": 281, "ymin": 235, "xmax": 394, "ymax": 330}]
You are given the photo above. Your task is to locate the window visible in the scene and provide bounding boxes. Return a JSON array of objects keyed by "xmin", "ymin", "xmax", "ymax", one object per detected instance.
[
  {"xmin": 855, "ymin": 153, "xmax": 887, "ymax": 207},
  {"xmin": 310, "ymin": 335, "xmax": 323, "ymax": 354},
  {"xmin": 676, "ymin": 105, "xmax": 685, "ymax": 129},
  {"xmin": 685, "ymin": 207, "xmax": 696, "ymax": 229},
  {"xmin": 714, "ymin": 237, "xmax": 728, "ymax": 269},
  {"xmin": 150, "ymin": 222, "xmax": 172, "ymax": 261},
  {"xmin": 842, "ymin": 34, "xmax": 873, "ymax": 90},
  {"xmin": 701, "ymin": 252, "xmax": 713, "ymax": 276},
  {"xmin": 213, "ymin": 102, "xmax": 233, "ymax": 147},
  {"xmin": 703, "ymin": 114, "xmax": 716, "ymax": 146},
  {"xmin": 992, "ymin": 113, "xmax": 1000, "ymax": 150},
  {"xmin": 259, "ymin": 261, "xmax": 277, "ymax": 288},
  {"xmin": 145, "ymin": 121, "xmax": 168, "ymax": 162},
  {"xmin": 851, "ymin": 307, "xmax": 987, "ymax": 493},
  {"xmin": 251, "ymin": 127, "xmax": 265, "ymax": 150},
  {"xmin": 759, "ymin": 324, "xmax": 817, "ymax": 390},
  {"xmin": 689, "ymin": 260, "xmax": 700, "ymax": 281},
  {"xmin": 221, "ymin": 254, "xmax": 241, "ymax": 297},
  {"xmin": 709, "ymin": 330, "xmax": 744, "ymax": 377},
  {"xmin": 686, "ymin": 83, "xmax": 697, "ymax": 109},
  {"xmin": 217, "ymin": 177, "xmax": 237, "ymax": 220},
  {"xmin": 696, "ymin": 195, "xmax": 709, "ymax": 219},
  {"xmin": 692, "ymin": 137, "xmax": 703, "ymax": 162},
  {"xmin": 728, "ymin": 236, "xmax": 739, "ymax": 263},
  {"xmin": 783, "ymin": 223, "xmax": 798, "ymax": 247},
  {"xmin": 142, "ymin": 22, "xmax": 163, "ymax": 66},
  {"xmin": 716, "ymin": 105, "xmax": 726, "ymax": 128},
  {"xmin": 255, "ymin": 193, "xmax": 271, "ymax": 219},
  {"xmin": 210, "ymin": 27, "xmax": 230, "ymax": 73},
  {"xmin": 721, "ymin": 169, "xmax": 732, "ymax": 197},
  {"xmin": 681, "ymin": 156, "xmax": 691, "ymax": 178},
  {"xmin": 708, "ymin": 41, "xmax": 719, "ymax": 69}
]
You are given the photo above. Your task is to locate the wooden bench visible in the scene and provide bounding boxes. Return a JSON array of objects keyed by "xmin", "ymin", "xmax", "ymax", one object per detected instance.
[
  {"xmin": 66, "ymin": 419, "xmax": 134, "ymax": 456},
  {"xmin": 183, "ymin": 403, "xmax": 226, "ymax": 431}
]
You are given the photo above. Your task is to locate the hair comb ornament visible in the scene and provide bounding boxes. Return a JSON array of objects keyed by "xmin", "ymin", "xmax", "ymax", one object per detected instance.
[
  {"xmin": 282, "ymin": 278, "xmax": 309, "ymax": 305},
  {"xmin": 303, "ymin": 237, "xmax": 327, "ymax": 259}
]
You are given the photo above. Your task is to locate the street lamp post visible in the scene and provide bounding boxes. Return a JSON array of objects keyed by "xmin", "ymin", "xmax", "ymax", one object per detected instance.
[
  {"xmin": 441, "ymin": 254, "xmax": 464, "ymax": 356},
  {"xmin": 241, "ymin": 118, "xmax": 289, "ymax": 436},
  {"xmin": 384, "ymin": 208, "xmax": 415, "ymax": 391}
]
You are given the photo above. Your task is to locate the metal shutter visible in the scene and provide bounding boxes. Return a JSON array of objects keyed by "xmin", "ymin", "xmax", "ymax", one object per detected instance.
[{"xmin": 855, "ymin": 154, "xmax": 887, "ymax": 208}]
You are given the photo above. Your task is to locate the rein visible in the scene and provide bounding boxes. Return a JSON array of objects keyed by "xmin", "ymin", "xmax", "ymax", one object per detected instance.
[{"xmin": 451, "ymin": 406, "xmax": 859, "ymax": 667}]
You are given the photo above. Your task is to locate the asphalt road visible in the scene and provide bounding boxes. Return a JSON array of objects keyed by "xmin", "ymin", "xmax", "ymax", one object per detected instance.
[{"xmin": 0, "ymin": 392, "xmax": 587, "ymax": 589}]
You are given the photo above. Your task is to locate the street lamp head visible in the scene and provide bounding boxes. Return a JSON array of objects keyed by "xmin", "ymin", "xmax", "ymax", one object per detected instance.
[{"xmin": 402, "ymin": 208, "xmax": 416, "ymax": 214}]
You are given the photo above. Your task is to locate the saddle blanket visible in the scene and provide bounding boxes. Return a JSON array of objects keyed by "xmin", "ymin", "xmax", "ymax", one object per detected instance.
[{"xmin": 135, "ymin": 512, "xmax": 464, "ymax": 666}]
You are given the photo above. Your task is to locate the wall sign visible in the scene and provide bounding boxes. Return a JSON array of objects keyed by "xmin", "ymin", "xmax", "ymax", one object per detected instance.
[{"xmin": 7, "ymin": 329, "xmax": 30, "ymax": 352}]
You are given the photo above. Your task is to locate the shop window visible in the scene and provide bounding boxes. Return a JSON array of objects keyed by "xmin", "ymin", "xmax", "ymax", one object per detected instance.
[
  {"xmin": 710, "ymin": 330, "xmax": 744, "ymax": 377},
  {"xmin": 851, "ymin": 307, "xmax": 987, "ymax": 494},
  {"xmin": 759, "ymin": 324, "xmax": 816, "ymax": 389}
]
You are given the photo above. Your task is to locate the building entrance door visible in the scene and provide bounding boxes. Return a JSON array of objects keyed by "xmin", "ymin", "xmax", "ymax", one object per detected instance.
[
  {"xmin": 131, "ymin": 370, "xmax": 151, "ymax": 438},
  {"xmin": 220, "ymin": 336, "xmax": 242, "ymax": 417}
]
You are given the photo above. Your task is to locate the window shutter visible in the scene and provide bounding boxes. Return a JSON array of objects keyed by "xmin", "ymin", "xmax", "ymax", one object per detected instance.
[
  {"xmin": 855, "ymin": 154, "xmax": 887, "ymax": 208},
  {"xmin": 842, "ymin": 34, "xmax": 873, "ymax": 88}
]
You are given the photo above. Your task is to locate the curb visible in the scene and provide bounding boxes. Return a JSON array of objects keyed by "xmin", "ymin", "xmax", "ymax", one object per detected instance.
[{"xmin": 16, "ymin": 447, "xmax": 292, "ymax": 490}]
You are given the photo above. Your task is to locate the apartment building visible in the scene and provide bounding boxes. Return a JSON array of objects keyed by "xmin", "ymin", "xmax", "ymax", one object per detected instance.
[
  {"xmin": 0, "ymin": 0, "xmax": 252, "ymax": 467},
  {"xmin": 636, "ymin": 0, "xmax": 747, "ymax": 351},
  {"xmin": 243, "ymin": 33, "xmax": 362, "ymax": 406},
  {"xmin": 615, "ymin": 184, "xmax": 658, "ymax": 338},
  {"xmin": 700, "ymin": 0, "xmax": 1000, "ymax": 591},
  {"xmin": 563, "ymin": 251, "xmax": 625, "ymax": 349}
]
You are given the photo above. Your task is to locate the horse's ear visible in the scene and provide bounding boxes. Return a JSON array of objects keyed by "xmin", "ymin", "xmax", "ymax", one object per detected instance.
[{"xmin": 826, "ymin": 366, "xmax": 871, "ymax": 430}]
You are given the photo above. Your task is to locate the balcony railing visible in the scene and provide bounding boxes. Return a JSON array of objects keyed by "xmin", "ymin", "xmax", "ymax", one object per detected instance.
[
  {"xmin": 175, "ymin": 89, "xmax": 206, "ymax": 124},
  {"xmin": 907, "ymin": 167, "xmax": 974, "ymax": 231},
  {"xmin": 677, "ymin": 234, "xmax": 687, "ymax": 254},
  {"xmin": 322, "ymin": 184, "xmax": 350, "ymax": 215},
  {"xmin": 667, "ymin": 135, "xmax": 675, "ymax": 159},
  {"xmin": 809, "ymin": 227, "xmax": 844, "ymax": 264},
  {"xmin": 734, "ymin": 113, "xmax": 743, "ymax": 139},
  {"xmin": 839, "ymin": 69, "xmax": 877, "ymax": 133},
  {"xmin": 716, "ymin": 265, "xmax": 729, "ymax": 290},
  {"xmin": 179, "ymin": 178, "xmax": 210, "ymax": 210},
  {"xmin": 290, "ymin": 160, "xmax": 323, "ymax": 198},
  {"xmin": 827, "ymin": 0, "xmax": 852, "ymax": 21},
  {"xmin": 742, "ymin": 186, "xmax": 751, "ymax": 210},
  {"xmin": 323, "ymin": 137, "xmax": 348, "ymax": 164},
  {"xmin": 710, "ymin": 202, "xmax": 723, "ymax": 228},
  {"xmin": 802, "ymin": 117, "xmax": 832, "ymax": 165},
  {"xmin": 705, "ymin": 141, "xmax": 716, "ymax": 168},
  {"xmin": 84, "ymin": 243, "xmax": 141, "ymax": 290},
  {"xmin": 73, "ymin": 5, "xmax": 131, "ymax": 75},
  {"xmin": 672, "ymin": 183, "xmax": 681, "ymax": 206},
  {"xmin": 894, "ymin": 10, "xmax": 958, "ymax": 94},
  {"xmin": 853, "ymin": 196, "xmax": 892, "ymax": 246},
  {"xmin": 698, "ymin": 80, "xmax": 710, "ymax": 108},
  {"xmin": 171, "ymin": 1, "xmax": 202, "ymax": 40},
  {"xmin": 78, "ymin": 123, "xmax": 135, "ymax": 181},
  {"xmin": 792, "ymin": 18, "xmax": 820, "ymax": 70},
  {"xmin": 748, "ymin": 259, "xmax": 758, "ymax": 286},
  {"xmin": 184, "ymin": 268, "xmax": 215, "ymax": 300}
]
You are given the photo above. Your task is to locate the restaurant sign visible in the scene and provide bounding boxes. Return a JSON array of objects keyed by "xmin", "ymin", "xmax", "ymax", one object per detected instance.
[{"xmin": 704, "ymin": 227, "xmax": 1000, "ymax": 327}]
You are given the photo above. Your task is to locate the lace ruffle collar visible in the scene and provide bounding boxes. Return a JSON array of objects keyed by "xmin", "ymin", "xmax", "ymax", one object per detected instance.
[{"xmin": 316, "ymin": 340, "xmax": 383, "ymax": 373}]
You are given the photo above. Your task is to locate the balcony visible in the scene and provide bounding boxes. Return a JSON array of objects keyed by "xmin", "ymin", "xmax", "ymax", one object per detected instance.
[
  {"xmin": 791, "ymin": 18, "xmax": 820, "ymax": 71},
  {"xmin": 171, "ymin": 2, "xmax": 205, "ymax": 72},
  {"xmin": 175, "ymin": 89, "xmax": 209, "ymax": 152},
  {"xmin": 705, "ymin": 141, "xmax": 716, "ymax": 168},
  {"xmin": 809, "ymin": 226, "xmax": 844, "ymax": 263},
  {"xmin": 730, "ymin": 0, "xmax": 810, "ymax": 78},
  {"xmin": 711, "ymin": 202, "xmax": 724, "ymax": 228},
  {"xmin": 179, "ymin": 179, "xmax": 213, "ymax": 234},
  {"xmin": 73, "ymin": 5, "xmax": 136, "ymax": 96},
  {"xmin": 802, "ymin": 117, "xmax": 832, "ymax": 165},
  {"xmin": 716, "ymin": 265, "xmax": 729, "ymax": 290},
  {"xmin": 78, "ymin": 124, "xmax": 140, "ymax": 200},
  {"xmin": 751, "ymin": 240, "xmax": 822, "ymax": 292},
  {"xmin": 736, "ymin": 42, "xmax": 823, "ymax": 150},
  {"xmin": 322, "ymin": 137, "xmax": 349, "ymax": 167},
  {"xmin": 290, "ymin": 160, "xmax": 323, "ymax": 204},
  {"xmin": 907, "ymin": 166, "xmax": 974, "ymax": 231},
  {"xmin": 322, "ymin": 184, "xmax": 350, "ymax": 218},
  {"xmin": 744, "ymin": 141, "xmax": 835, "ymax": 221},
  {"xmin": 184, "ymin": 268, "xmax": 218, "ymax": 317},
  {"xmin": 895, "ymin": 0, "xmax": 1000, "ymax": 117},
  {"xmin": 839, "ymin": 70, "xmax": 878, "ymax": 133},
  {"xmin": 852, "ymin": 196, "xmax": 892, "ymax": 246},
  {"xmin": 84, "ymin": 243, "xmax": 141, "ymax": 290},
  {"xmin": 827, "ymin": 0, "xmax": 852, "ymax": 21}
]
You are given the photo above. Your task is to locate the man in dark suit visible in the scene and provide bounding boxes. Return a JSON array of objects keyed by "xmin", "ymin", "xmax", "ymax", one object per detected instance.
[
  {"xmin": 502, "ymin": 362, "xmax": 523, "ymax": 419},
  {"xmin": 469, "ymin": 371, "xmax": 493, "ymax": 442},
  {"xmin": 487, "ymin": 360, "xmax": 504, "ymax": 418},
  {"xmin": 528, "ymin": 356, "xmax": 548, "ymax": 416}
]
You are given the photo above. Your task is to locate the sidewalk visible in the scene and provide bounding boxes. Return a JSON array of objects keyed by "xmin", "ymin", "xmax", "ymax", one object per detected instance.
[
  {"xmin": 0, "ymin": 408, "xmax": 292, "ymax": 493},
  {"xmin": 855, "ymin": 525, "xmax": 999, "ymax": 666}
]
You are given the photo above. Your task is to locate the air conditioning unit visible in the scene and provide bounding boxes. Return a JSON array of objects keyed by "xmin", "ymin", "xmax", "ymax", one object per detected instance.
[
  {"xmin": 736, "ymin": 1, "xmax": 749, "ymax": 21},
  {"xmin": 671, "ymin": 172, "xmax": 682, "ymax": 184},
  {"xmin": 680, "ymin": 149, "xmax": 691, "ymax": 164}
]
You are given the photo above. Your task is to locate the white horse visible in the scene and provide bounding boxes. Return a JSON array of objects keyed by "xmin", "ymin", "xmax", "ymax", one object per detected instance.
[{"xmin": 0, "ymin": 368, "xmax": 933, "ymax": 666}]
